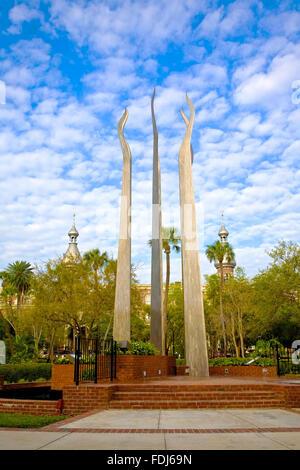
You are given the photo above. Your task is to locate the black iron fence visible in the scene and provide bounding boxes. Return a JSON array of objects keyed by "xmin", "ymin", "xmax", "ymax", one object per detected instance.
[
  {"xmin": 74, "ymin": 336, "xmax": 117, "ymax": 385},
  {"xmin": 275, "ymin": 345, "xmax": 300, "ymax": 376}
]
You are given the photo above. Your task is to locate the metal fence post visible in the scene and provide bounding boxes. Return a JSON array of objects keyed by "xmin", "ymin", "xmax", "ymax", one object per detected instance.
[
  {"xmin": 276, "ymin": 344, "xmax": 280, "ymax": 376},
  {"xmin": 110, "ymin": 338, "xmax": 114, "ymax": 382},
  {"xmin": 74, "ymin": 335, "xmax": 80, "ymax": 385},
  {"xmin": 94, "ymin": 338, "xmax": 98, "ymax": 384},
  {"xmin": 114, "ymin": 340, "xmax": 117, "ymax": 379}
]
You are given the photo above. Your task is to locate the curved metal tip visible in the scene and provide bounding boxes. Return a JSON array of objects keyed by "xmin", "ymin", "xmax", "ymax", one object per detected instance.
[
  {"xmin": 180, "ymin": 107, "xmax": 189, "ymax": 128},
  {"xmin": 118, "ymin": 108, "xmax": 128, "ymax": 131}
]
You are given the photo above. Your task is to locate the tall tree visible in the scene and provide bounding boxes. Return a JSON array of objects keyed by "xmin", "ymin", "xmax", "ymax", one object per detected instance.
[
  {"xmin": 83, "ymin": 249, "xmax": 109, "ymax": 283},
  {"xmin": 206, "ymin": 240, "xmax": 235, "ymax": 354},
  {"xmin": 223, "ymin": 268, "xmax": 254, "ymax": 357},
  {"xmin": 203, "ymin": 274, "xmax": 222, "ymax": 356},
  {"xmin": 1, "ymin": 261, "xmax": 33, "ymax": 313},
  {"xmin": 166, "ymin": 283, "xmax": 185, "ymax": 358},
  {"xmin": 251, "ymin": 241, "xmax": 300, "ymax": 345},
  {"xmin": 0, "ymin": 261, "xmax": 34, "ymax": 354}
]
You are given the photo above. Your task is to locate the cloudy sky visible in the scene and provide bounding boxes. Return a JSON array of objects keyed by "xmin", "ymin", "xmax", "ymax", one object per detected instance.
[{"xmin": 0, "ymin": 0, "xmax": 299, "ymax": 283}]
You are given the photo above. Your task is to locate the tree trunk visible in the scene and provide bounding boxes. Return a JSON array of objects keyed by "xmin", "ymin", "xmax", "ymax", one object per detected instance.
[
  {"xmin": 163, "ymin": 248, "xmax": 170, "ymax": 355},
  {"xmin": 33, "ymin": 325, "xmax": 42, "ymax": 356},
  {"xmin": 230, "ymin": 311, "xmax": 239, "ymax": 357},
  {"xmin": 237, "ymin": 311, "xmax": 245, "ymax": 358},
  {"xmin": 219, "ymin": 263, "xmax": 227, "ymax": 355},
  {"xmin": 104, "ymin": 315, "xmax": 113, "ymax": 341},
  {"xmin": 48, "ymin": 329, "xmax": 55, "ymax": 362}
]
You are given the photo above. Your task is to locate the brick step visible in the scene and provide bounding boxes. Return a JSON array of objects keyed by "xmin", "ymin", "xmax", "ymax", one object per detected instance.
[
  {"xmin": 114, "ymin": 385, "xmax": 279, "ymax": 392},
  {"xmin": 112, "ymin": 391, "xmax": 281, "ymax": 401},
  {"xmin": 109, "ymin": 399, "xmax": 284, "ymax": 409}
]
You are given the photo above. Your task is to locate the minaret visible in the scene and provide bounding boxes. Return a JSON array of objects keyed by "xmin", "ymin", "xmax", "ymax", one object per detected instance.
[
  {"xmin": 214, "ymin": 213, "xmax": 236, "ymax": 279},
  {"xmin": 63, "ymin": 212, "xmax": 81, "ymax": 262}
]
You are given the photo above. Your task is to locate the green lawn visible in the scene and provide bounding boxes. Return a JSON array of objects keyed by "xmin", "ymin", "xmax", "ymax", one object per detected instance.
[{"xmin": 0, "ymin": 413, "xmax": 67, "ymax": 428}]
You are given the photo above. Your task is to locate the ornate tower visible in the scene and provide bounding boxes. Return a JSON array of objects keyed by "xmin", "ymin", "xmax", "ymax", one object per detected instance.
[
  {"xmin": 214, "ymin": 215, "xmax": 236, "ymax": 279},
  {"xmin": 63, "ymin": 213, "xmax": 81, "ymax": 262}
]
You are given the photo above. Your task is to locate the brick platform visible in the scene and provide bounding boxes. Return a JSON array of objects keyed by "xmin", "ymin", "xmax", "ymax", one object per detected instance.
[
  {"xmin": 117, "ymin": 355, "xmax": 176, "ymax": 381},
  {"xmin": 61, "ymin": 376, "xmax": 300, "ymax": 415},
  {"xmin": 0, "ymin": 398, "xmax": 61, "ymax": 416},
  {"xmin": 0, "ymin": 381, "xmax": 60, "ymax": 416},
  {"xmin": 51, "ymin": 356, "xmax": 176, "ymax": 390}
]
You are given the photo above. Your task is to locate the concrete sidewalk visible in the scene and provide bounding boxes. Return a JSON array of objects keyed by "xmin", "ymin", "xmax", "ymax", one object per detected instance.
[{"xmin": 0, "ymin": 408, "xmax": 300, "ymax": 450}]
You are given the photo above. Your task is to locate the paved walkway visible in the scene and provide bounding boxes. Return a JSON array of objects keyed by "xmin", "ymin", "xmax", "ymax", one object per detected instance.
[{"xmin": 0, "ymin": 408, "xmax": 300, "ymax": 450}]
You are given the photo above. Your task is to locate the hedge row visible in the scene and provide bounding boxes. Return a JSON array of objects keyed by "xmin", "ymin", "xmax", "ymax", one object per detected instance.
[
  {"xmin": 209, "ymin": 357, "xmax": 276, "ymax": 367},
  {"xmin": 176, "ymin": 357, "xmax": 277, "ymax": 367},
  {"xmin": 0, "ymin": 364, "xmax": 52, "ymax": 384}
]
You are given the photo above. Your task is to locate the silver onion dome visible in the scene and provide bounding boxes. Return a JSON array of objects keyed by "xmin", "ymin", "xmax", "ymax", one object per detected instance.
[
  {"xmin": 214, "ymin": 221, "xmax": 236, "ymax": 269},
  {"xmin": 63, "ymin": 213, "xmax": 81, "ymax": 262}
]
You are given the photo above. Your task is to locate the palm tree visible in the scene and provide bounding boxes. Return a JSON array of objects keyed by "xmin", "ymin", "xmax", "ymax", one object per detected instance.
[
  {"xmin": 206, "ymin": 240, "xmax": 235, "ymax": 355},
  {"xmin": 83, "ymin": 249, "xmax": 109, "ymax": 283},
  {"xmin": 148, "ymin": 227, "xmax": 181, "ymax": 354},
  {"xmin": 1, "ymin": 261, "xmax": 33, "ymax": 312},
  {"xmin": 0, "ymin": 261, "xmax": 33, "ymax": 354}
]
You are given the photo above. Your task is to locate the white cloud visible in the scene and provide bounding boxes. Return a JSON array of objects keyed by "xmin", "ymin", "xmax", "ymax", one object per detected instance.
[
  {"xmin": 48, "ymin": 0, "xmax": 209, "ymax": 58},
  {"xmin": 260, "ymin": 11, "xmax": 300, "ymax": 37},
  {"xmin": 8, "ymin": 4, "xmax": 43, "ymax": 34},
  {"xmin": 0, "ymin": 1, "xmax": 299, "ymax": 286},
  {"xmin": 234, "ymin": 45, "xmax": 300, "ymax": 108}
]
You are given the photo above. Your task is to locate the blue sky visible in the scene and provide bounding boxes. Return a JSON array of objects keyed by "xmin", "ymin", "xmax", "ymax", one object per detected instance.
[{"xmin": 0, "ymin": 0, "xmax": 299, "ymax": 283}]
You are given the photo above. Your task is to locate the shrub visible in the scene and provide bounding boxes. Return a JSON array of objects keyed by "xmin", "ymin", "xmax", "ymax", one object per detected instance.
[
  {"xmin": 209, "ymin": 357, "xmax": 248, "ymax": 366},
  {"xmin": 126, "ymin": 341, "xmax": 159, "ymax": 356},
  {"xmin": 176, "ymin": 358, "xmax": 186, "ymax": 366},
  {"xmin": 8, "ymin": 337, "xmax": 37, "ymax": 364},
  {"xmin": 208, "ymin": 357, "xmax": 276, "ymax": 367},
  {"xmin": 253, "ymin": 339, "xmax": 282, "ymax": 357},
  {"xmin": 0, "ymin": 363, "xmax": 52, "ymax": 384},
  {"xmin": 53, "ymin": 356, "xmax": 73, "ymax": 364}
]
